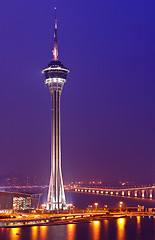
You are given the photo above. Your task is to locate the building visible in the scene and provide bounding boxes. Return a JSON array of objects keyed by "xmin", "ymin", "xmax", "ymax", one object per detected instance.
[
  {"xmin": 13, "ymin": 196, "xmax": 31, "ymax": 210},
  {"xmin": 42, "ymin": 8, "xmax": 69, "ymax": 210},
  {"xmin": 0, "ymin": 173, "xmax": 47, "ymax": 186},
  {"xmin": 0, "ymin": 191, "xmax": 40, "ymax": 211}
]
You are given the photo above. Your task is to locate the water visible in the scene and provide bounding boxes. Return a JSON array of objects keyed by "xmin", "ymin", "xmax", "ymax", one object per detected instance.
[
  {"xmin": 1, "ymin": 218, "xmax": 155, "ymax": 240},
  {"xmin": 1, "ymin": 192, "xmax": 155, "ymax": 240},
  {"xmin": 66, "ymin": 191, "xmax": 155, "ymax": 209}
]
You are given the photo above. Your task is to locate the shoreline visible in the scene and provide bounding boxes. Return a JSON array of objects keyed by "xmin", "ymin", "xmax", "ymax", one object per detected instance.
[{"xmin": 0, "ymin": 211, "xmax": 155, "ymax": 228}]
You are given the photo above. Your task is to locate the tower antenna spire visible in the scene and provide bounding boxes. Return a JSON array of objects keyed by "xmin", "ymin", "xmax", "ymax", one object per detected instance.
[{"xmin": 53, "ymin": 7, "xmax": 58, "ymax": 61}]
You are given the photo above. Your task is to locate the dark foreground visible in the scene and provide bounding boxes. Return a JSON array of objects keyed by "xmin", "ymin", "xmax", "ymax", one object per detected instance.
[{"xmin": 0, "ymin": 216, "xmax": 155, "ymax": 240}]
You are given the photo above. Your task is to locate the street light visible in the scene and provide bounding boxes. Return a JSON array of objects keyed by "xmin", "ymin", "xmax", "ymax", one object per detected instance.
[
  {"xmin": 94, "ymin": 202, "xmax": 98, "ymax": 211},
  {"xmin": 104, "ymin": 205, "xmax": 108, "ymax": 210},
  {"xmin": 41, "ymin": 204, "xmax": 46, "ymax": 210},
  {"xmin": 67, "ymin": 203, "xmax": 73, "ymax": 213},
  {"xmin": 119, "ymin": 202, "xmax": 123, "ymax": 212}
]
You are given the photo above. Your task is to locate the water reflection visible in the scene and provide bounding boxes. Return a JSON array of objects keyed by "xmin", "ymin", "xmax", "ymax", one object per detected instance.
[
  {"xmin": 103, "ymin": 220, "xmax": 109, "ymax": 239},
  {"xmin": 31, "ymin": 226, "xmax": 38, "ymax": 240},
  {"xmin": 39, "ymin": 226, "xmax": 48, "ymax": 239},
  {"xmin": 9, "ymin": 227, "xmax": 21, "ymax": 240},
  {"xmin": 136, "ymin": 216, "xmax": 141, "ymax": 236},
  {"xmin": 117, "ymin": 218, "xmax": 126, "ymax": 240},
  {"xmin": 67, "ymin": 223, "xmax": 76, "ymax": 240},
  {"xmin": 91, "ymin": 220, "xmax": 101, "ymax": 240},
  {"xmin": 1, "ymin": 217, "xmax": 155, "ymax": 240}
]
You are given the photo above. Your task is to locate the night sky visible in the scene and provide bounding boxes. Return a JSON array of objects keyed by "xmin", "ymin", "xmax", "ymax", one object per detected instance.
[{"xmin": 0, "ymin": 0, "xmax": 155, "ymax": 184}]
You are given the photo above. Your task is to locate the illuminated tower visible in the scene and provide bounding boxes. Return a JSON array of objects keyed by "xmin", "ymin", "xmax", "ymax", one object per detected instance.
[{"xmin": 42, "ymin": 8, "xmax": 69, "ymax": 210}]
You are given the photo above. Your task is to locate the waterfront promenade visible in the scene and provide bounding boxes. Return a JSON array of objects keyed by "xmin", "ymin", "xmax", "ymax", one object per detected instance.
[{"xmin": 0, "ymin": 210, "xmax": 155, "ymax": 228}]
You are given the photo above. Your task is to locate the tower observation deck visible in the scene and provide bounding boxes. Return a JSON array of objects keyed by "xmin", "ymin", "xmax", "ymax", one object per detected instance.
[{"xmin": 42, "ymin": 8, "xmax": 69, "ymax": 210}]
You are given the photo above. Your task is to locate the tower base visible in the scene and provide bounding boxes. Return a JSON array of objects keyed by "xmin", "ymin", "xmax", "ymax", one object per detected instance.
[{"xmin": 46, "ymin": 202, "xmax": 67, "ymax": 211}]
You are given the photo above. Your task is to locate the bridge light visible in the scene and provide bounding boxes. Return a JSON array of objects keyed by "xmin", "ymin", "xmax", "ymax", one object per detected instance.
[{"xmin": 141, "ymin": 190, "xmax": 145, "ymax": 198}]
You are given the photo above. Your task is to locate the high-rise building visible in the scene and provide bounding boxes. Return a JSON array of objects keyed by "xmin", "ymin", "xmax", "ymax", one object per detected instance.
[{"xmin": 42, "ymin": 8, "xmax": 69, "ymax": 210}]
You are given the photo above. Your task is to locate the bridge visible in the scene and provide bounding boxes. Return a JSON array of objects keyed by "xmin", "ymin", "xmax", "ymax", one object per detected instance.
[
  {"xmin": 1, "ymin": 185, "xmax": 155, "ymax": 200},
  {"xmin": 70, "ymin": 185, "xmax": 155, "ymax": 199}
]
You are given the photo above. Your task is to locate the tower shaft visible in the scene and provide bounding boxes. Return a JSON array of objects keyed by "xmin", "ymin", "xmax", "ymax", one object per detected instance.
[{"xmin": 47, "ymin": 86, "xmax": 66, "ymax": 210}]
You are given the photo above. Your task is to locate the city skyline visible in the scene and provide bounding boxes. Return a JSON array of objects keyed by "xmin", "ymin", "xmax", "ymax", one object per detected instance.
[{"xmin": 0, "ymin": 0, "xmax": 155, "ymax": 184}]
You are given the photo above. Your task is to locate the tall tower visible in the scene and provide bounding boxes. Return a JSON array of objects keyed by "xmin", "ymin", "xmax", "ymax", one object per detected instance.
[{"xmin": 42, "ymin": 8, "xmax": 69, "ymax": 210}]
